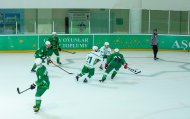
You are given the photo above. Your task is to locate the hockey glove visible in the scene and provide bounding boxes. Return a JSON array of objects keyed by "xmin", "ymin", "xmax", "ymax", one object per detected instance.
[
  {"xmin": 30, "ymin": 84, "xmax": 36, "ymax": 90},
  {"xmin": 49, "ymin": 60, "xmax": 53, "ymax": 63},
  {"xmin": 58, "ymin": 47, "xmax": 61, "ymax": 51},
  {"xmin": 105, "ymin": 63, "xmax": 108, "ymax": 69},
  {"xmin": 124, "ymin": 63, "xmax": 128, "ymax": 69},
  {"xmin": 47, "ymin": 58, "xmax": 53, "ymax": 63},
  {"xmin": 35, "ymin": 81, "xmax": 48, "ymax": 89}
]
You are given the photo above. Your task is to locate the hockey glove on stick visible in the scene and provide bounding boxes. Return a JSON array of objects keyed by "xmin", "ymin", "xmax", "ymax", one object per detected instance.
[
  {"xmin": 124, "ymin": 63, "xmax": 128, "ymax": 69},
  {"xmin": 105, "ymin": 63, "xmax": 108, "ymax": 69},
  {"xmin": 30, "ymin": 83, "xmax": 36, "ymax": 90}
]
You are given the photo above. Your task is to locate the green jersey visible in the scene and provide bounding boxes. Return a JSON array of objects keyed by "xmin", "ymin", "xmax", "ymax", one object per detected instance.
[
  {"xmin": 107, "ymin": 52, "xmax": 126, "ymax": 67},
  {"xmin": 48, "ymin": 36, "xmax": 60, "ymax": 49},
  {"xmin": 35, "ymin": 65, "xmax": 50, "ymax": 89},
  {"xmin": 35, "ymin": 46, "xmax": 50, "ymax": 58}
]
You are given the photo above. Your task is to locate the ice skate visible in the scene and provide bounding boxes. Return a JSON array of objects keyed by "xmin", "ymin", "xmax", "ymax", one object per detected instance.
[
  {"xmin": 111, "ymin": 74, "xmax": 114, "ymax": 79},
  {"xmin": 83, "ymin": 78, "xmax": 88, "ymax": 83},
  {"xmin": 33, "ymin": 105, "xmax": 40, "ymax": 112},
  {"xmin": 76, "ymin": 75, "xmax": 80, "ymax": 81},
  {"xmin": 31, "ymin": 69, "xmax": 36, "ymax": 72},
  {"xmin": 57, "ymin": 61, "xmax": 62, "ymax": 65},
  {"xmin": 99, "ymin": 79, "xmax": 103, "ymax": 82}
]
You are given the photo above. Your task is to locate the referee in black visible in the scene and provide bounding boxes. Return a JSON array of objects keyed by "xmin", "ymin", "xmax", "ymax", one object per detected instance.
[{"xmin": 151, "ymin": 29, "xmax": 159, "ymax": 60}]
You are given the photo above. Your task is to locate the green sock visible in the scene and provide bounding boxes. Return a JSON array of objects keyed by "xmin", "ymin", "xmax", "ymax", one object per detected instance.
[
  {"xmin": 32, "ymin": 63, "xmax": 37, "ymax": 70},
  {"xmin": 35, "ymin": 100, "xmax": 41, "ymax": 108},
  {"xmin": 102, "ymin": 74, "xmax": 107, "ymax": 81},
  {"xmin": 111, "ymin": 71, "xmax": 117, "ymax": 79},
  {"xmin": 57, "ymin": 57, "xmax": 60, "ymax": 63}
]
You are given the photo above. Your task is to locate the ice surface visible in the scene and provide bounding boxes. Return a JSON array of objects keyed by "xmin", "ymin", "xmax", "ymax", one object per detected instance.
[{"xmin": 0, "ymin": 51, "xmax": 190, "ymax": 119}]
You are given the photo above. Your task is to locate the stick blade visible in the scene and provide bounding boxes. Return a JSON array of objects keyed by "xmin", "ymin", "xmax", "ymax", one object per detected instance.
[
  {"xmin": 72, "ymin": 52, "xmax": 76, "ymax": 54},
  {"xmin": 17, "ymin": 88, "xmax": 21, "ymax": 94},
  {"xmin": 135, "ymin": 70, "xmax": 141, "ymax": 74}
]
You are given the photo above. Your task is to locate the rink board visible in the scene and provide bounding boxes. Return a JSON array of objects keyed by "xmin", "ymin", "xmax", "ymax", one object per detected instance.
[{"xmin": 0, "ymin": 34, "xmax": 190, "ymax": 51}]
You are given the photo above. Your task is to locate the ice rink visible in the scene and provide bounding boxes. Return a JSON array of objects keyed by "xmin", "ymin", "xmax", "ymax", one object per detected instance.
[{"xmin": 0, "ymin": 51, "xmax": 190, "ymax": 119}]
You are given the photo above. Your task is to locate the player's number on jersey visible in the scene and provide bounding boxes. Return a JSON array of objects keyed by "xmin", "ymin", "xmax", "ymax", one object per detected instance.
[
  {"xmin": 114, "ymin": 56, "xmax": 121, "ymax": 62},
  {"xmin": 87, "ymin": 56, "xmax": 93, "ymax": 64}
]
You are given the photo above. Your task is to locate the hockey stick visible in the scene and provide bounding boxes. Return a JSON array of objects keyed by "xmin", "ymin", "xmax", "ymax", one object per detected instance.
[
  {"xmin": 51, "ymin": 61, "xmax": 74, "ymax": 74},
  {"xmin": 128, "ymin": 67, "xmax": 141, "ymax": 74},
  {"xmin": 62, "ymin": 50, "xmax": 76, "ymax": 54},
  {"xmin": 17, "ymin": 87, "xmax": 31, "ymax": 94}
]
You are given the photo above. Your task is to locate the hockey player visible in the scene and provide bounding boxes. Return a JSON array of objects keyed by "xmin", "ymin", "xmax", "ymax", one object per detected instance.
[
  {"xmin": 99, "ymin": 42, "xmax": 111, "ymax": 70},
  {"xmin": 31, "ymin": 41, "xmax": 51, "ymax": 72},
  {"xmin": 99, "ymin": 48, "xmax": 128, "ymax": 82},
  {"xmin": 76, "ymin": 46, "xmax": 103, "ymax": 83},
  {"xmin": 48, "ymin": 32, "xmax": 62, "ymax": 64},
  {"xmin": 32, "ymin": 58, "xmax": 50, "ymax": 112}
]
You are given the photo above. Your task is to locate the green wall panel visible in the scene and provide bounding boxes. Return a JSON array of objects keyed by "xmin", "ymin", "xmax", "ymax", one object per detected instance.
[
  {"xmin": 0, "ymin": 35, "xmax": 38, "ymax": 50},
  {"xmin": 94, "ymin": 35, "xmax": 190, "ymax": 50},
  {"xmin": 94, "ymin": 35, "xmax": 151, "ymax": 49},
  {"xmin": 39, "ymin": 35, "xmax": 93, "ymax": 49},
  {"xmin": 158, "ymin": 35, "xmax": 190, "ymax": 50},
  {"xmin": 0, "ymin": 34, "xmax": 189, "ymax": 51}
]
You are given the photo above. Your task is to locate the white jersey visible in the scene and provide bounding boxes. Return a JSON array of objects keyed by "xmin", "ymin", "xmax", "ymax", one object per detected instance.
[
  {"xmin": 85, "ymin": 51, "xmax": 102, "ymax": 68},
  {"xmin": 99, "ymin": 46, "xmax": 111, "ymax": 57}
]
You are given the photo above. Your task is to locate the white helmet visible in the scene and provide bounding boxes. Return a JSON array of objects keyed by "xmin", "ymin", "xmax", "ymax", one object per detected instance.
[
  {"xmin": 45, "ymin": 41, "xmax": 51, "ymax": 46},
  {"xmin": 92, "ymin": 46, "xmax": 98, "ymax": 51},
  {"xmin": 52, "ymin": 32, "xmax": 56, "ymax": 35},
  {"xmin": 104, "ymin": 42, "xmax": 109, "ymax": 46},
  {"xmin": 114, "ymin": 48, "xmax": 119, "ymax": 52},
  {"xmin": 35, "ymin": 58, "xmax": 42, "ymax": 65}
]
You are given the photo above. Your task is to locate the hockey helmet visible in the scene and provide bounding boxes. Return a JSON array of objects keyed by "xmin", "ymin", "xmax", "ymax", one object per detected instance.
[
  {"xmin": 92, "ymin": 46, "xmax": 98, "ymax": 51},
  {"xmin": 45, "ymin": 41, "xmax": 51, "ymax": 46},
  {"xmin": 104, "ymin": 42, "xmax": 109, "ymax": 46},
  {"xmin": 114, "ymin": 48, "xmax": 119, "ymax": 52},
  {"xmin": 52, "ymin": 32, "xmax": 56, "ymax": 35}
]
